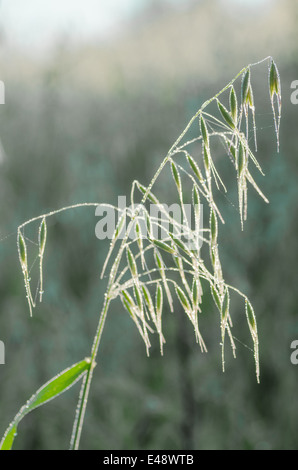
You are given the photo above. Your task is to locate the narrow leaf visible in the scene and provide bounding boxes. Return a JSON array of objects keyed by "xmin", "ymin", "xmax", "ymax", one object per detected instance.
[{"xmin": 0, "ymin": 359, "xmax": 91, "ymax": 450}]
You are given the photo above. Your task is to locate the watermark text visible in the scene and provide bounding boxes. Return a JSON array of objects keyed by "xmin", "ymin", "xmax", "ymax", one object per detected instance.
[
  {"xmin": 0, "ymin": 81, "xmax": 4, "ymax": 104},
  {"xmin": 290, "ymin": 80, "xmax": 298, "ymax": 105},
  {"xmin": 95, "ymin": 196, "xmax": 204, "ymax": 250},
  {"xmin": 290, "ymin": 340, "xmax": 298, "ymax": 365},
  {"xmin": 0, "ymin": 340, "xmax": 5, "ymax": 365}
]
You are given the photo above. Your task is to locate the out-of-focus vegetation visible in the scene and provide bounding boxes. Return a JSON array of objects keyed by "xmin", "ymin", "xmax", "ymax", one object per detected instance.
[{"xmin": 0, "ymin": 0, "xmax": 298, "ymax": 450}]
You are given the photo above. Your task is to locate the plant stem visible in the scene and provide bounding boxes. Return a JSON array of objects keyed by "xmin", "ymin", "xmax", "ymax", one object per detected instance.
[{"xmin": 69, "ymin": 297, "xmax": 111, "ymax": 450}]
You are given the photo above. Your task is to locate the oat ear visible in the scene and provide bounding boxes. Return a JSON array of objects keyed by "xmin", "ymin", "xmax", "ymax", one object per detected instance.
[
  {"xmin": 38, "ymin": 218, "xmax": 47, "ymax": 302},
  {"xmin": 245, "ymin": 299, "xmax": 260, "ymax": 383},
  {"xmin": 217, "ymin": 100, "xmax": 235, "ymax": 129},
  {"xmin": 269, "ymin": 59, "xmax": 282, "ymax": 151},
  {"xmin": 17, "ymin": 230, "xmax": 34, "ymax": 317},
  {"xmin": 229, "ymin": 86, "xmax": 238, "ymax": 125},
  {"xmin": 200, "ymin": 115, "xmax": 209, "ymax": 148},
  {"xmin": 13, "ymin": 60, "xmax": 282, "ymax": 434}
]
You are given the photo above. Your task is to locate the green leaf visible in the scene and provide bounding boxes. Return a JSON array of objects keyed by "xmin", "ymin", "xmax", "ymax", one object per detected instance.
[
  {"xmin": 0, "ymin": 358, "xmax": 91, "ymax": 450},
  {"xmin": 0, "ymin": 425, "xmax": 17, "ymax": 452}
]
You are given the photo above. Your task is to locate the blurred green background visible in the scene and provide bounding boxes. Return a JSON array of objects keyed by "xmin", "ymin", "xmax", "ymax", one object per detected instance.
[{"xmin": 0, "ymin": 0, "xmax": 298, "ymax": 450}]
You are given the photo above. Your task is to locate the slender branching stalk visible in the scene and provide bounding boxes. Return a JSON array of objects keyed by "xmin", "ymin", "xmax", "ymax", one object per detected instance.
[{"xmin": 1, "ymin": 57, "xmax": 281, "ymax": 451}]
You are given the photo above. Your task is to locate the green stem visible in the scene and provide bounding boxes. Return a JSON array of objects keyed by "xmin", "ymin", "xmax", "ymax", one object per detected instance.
[{"xmin": 69, "ymin": 297, "xmax": 111, "ymax": 450}]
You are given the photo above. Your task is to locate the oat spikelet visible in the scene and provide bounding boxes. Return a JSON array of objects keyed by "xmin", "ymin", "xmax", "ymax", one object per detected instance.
[
  {"xmin": 17, "ymin": 230, "xmax": 34, "ymax": 317},
  {"xmin": 269, "ymin": 59, "xmax": 282, "ymax": 152},
  {"xmin": 38, "ymin": 218, "xmax": 47, "ymax": 302},
  {"xmin": 245, "ymin": 299, "xmax": 260, "ymax": 383}
]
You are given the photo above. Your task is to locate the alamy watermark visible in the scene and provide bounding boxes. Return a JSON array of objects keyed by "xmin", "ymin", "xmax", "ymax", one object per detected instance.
[
  {"xmin": 0, "ymin": 81, "xmax": 5, "ymax": 104},
  {"xmin": 95, "ymin": 196, "xmax": 204, "ymax": 250},
  {"xmin": 0, "ymin": 341, "xmax": 5, "ymax": 365},
  {"xmin": 290, "ymin": 340, "xmax": 298, "ymax": 365},
  {"xmin": 290, "ymin": 80, "xmax": 298, "ymax": 105}
]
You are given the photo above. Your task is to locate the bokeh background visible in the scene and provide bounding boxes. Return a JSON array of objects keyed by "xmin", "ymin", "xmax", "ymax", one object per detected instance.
[{"xmin": 0, "ymin": 0, "xmax": 297, "ymax": 450}]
